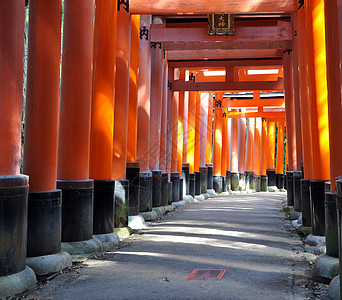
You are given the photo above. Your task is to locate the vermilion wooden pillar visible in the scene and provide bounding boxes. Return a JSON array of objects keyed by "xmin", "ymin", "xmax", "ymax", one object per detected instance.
[
  {"xmin": 166, "ymin": 64, "xmax": 173, "ymax": 175},
  {"xmin": 276, "ymin": 122, "xmax": 285, "ymax": 174},
  {"xmin": 206, "ymin": 93, "xmax": 214, "ymax": 165},
  {"xmin": 177, "ymin": 70, "xmax": 185, "ymax": 175},
  {"xmin": 297, "ymin": 3, "xmax": 313, "ymax": 180},
  {"xmin": 90, "ymin": 0, "xmax": 117, "ymax": 234},
  {"xmin": 291, "ymin": 14, "xmax": 303, "ymax": 171},
  {"xmin": 187, "ymin": 91, "xmax": 196, "ymax": 174},
  {"xmin": 194, "ymin": 92, "xmax": 201, "ymax": 173},
  {"xmin": 267, "ymin": 121, "xmax": 276, "ymax": 169},
  {"xmin": 183, "ymin": 72, "xmax": 189, "ymax": 163},
  {"xmin": 159, "ymin": 57, "xmax": 167, "ymax": 173},
  {"xmin": 260, "ymin": 118, "xmax": 268, "ymax": 176},
  {"xmin": 199, "ymin": 93, "xmax": 209, "ymax": 168},
  {"xmin": 283, "ymin": 52, "xmax": 297, "ymax": 172},
  {"xmin": 324, "ymin": 0, "xmax": 342, "ymax": 192},
  {"xmin": 90, "ymin": 0, "xmax": 117, "ymax": 180},
  {"xmin": 112, "ymin": 8, "xmax": 131, "ymax": 181},
  {"xmin": 221, "ymin": 109, "xmax": 228, "ymax": 176},
  {"xmin": 0, "ymin": 1, "xmax": 34, "ymax": 290},
  {"xmin": 213, "ymin": 103, "xmax": 223, "ymax": 176},
  {"xmin": 57, "ymin": 0, "xmax": 95, "ymax": 245},
  {"xmin": 238, "ymin": 117, "xmax": 246, "ymax": 173},
  {"xmin": 127, "ymin": 14, "xmax": 140, "ymax": 163},
  {"xmin": 230, "ymin": 113, "xmax": 239, "ymax": 173},
  {"xmin": 171, "ymin": 69, "xmax": 179, "ymax": 173},
  {"xmin": 137, "ymin": 15, "xmax": 151, "ymax": 172},
  {"xmin": 150, "ymin": 17, "xmax": 164, "ymax": 171},
  {"xmin": 24, "ymin": 0, "xmax": 68, "ymax": 268},
  {"xmin": 254, "ymin": 118, "xmax": 262, "ymax": 175},
  {"xmin": 305, "ymin": 0, "xmax": 330, "ymax": 181},
  {"xmin": 245, "ymin": 118, "xmax": 255, "ymax": 172}
]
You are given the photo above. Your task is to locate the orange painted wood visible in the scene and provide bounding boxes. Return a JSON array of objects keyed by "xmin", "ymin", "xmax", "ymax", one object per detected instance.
[
  {"xmin": 283, "ymin": 53, "xmax": 297, "ymax": 171},
  {"xmin": 253, "ymin": 117, "xmax": 262, "ymax": 175},
  {"xmin": 171, "ymin": 69, "xmax": 179, "ymax": 173},
  {"xmin": 238, "ymin": 117, "xmax": 246, "ymax": 173},
  {"xmin": 194, "ymin": 92, "xmax": 201, "ymax": 172},
  {"xmin": 58, "ymin": 0, "xmax": 94, "ymax": 180},
  {"xmin": 305, "ymin": 0, "xmax": 330, "ymax": 181},
  {"xmin": 159, "ymin": 57, "xmax": 168, "ymax": 173},
  {"xmin": 90, "ymin": 0, "xmax": 117, "ymax": 180},
  {"xmin": 131, "ymin": 0, "xmax": 297, "ymax": 14},
  {"xmin": 296, "ymin": 8, "xmax": 313, "ymax": 179},
  {"xmin": 291, "ymin": 14, "xmax": 303, "ymax": 171},
  {"xmin": 221, "ymin": 109, "xmax": 228, "ymax": 176},
  {"xmin": 0, "ymin": 0, "xmax": 25, "ymax": 175},
  {"xmin": 206, "ymin": 93, "xmax": 214, "ymax": 164},
  {"xmin": 324, "ymin": 0, "xmax": 342, "ymax": 191},
  {"xmin": 230, "ymin": 111, "xmax": 239, "ymax": 173},
  {"xmin": 223, "ymin": 98, "xmax": 285, "ymax": 108},
  {"xmin": 149, "ymin": 22, "xmax": 164, "ymax": 171},
  {"xmin": 177, "ymin": 70, "xmax": 185, "ymax": 174},
  {"xmin": 260, "ymin": 118, "xmax": 268, "ymax": 175},
  {"xmin": 267, "ymin": 121, "xmax": 276, "ymax": 169},
  {"xmin": 150, "ymin": 25, "xmax": 292, "ymax": 43},
  {"xmin": 199, "ymin": 93, "xmax": 209, "ymax": 167},
  {"xmin": 137, "ymin": 15, "xmax": 152, "ymax": 172},
  {"xmin": 187, "ymin": 91, "xmax": 196, "ymax": 173},
  {"xmin": 213, "ymin": 105, "xmax": 222, "ymax": 176},
  {"xmin": 163, "ymin": 40, "xmax": 292, "ymax": 51},
  {"xmin": 245, "ymin": 118, "xmax": 255, "ymax": 172},
  {"xmin": 183, "ymin": 88, "xmax": 190, "ymax": 163},
  {"xmin": 167, "ymin": 49, "xmax": 283, "ymax": 61},
  {"xmin": 166, "ymin": 63, "xmax": 173, "ymax": 174},
  {"xmin": 227, "ymin": 111, "xmax": 285, "ymax": 119},
  {"xmin": 276, "ymin": 122, "xmax": 285, "ymax": 174},
  {"xmin": 112, "ymin": 9, "xmax": 131, "ymax": 180},
  {"xmin": 24, "ymin": 0, "xmax": 62, "ymax": 191},
  {"xmin": 169, "ymin": 59, "xmax": 282, "ymax": 69},
  {"xmin": 173, "ymin": 79, "xmax": 284, "ymax": 92},
  {"xmin": 127, "ymin": 15, "xmax": 140, "ymax": 163}
]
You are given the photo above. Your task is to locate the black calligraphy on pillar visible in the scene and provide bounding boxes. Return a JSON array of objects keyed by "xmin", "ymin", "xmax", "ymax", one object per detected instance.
[
  {"xmin": 215, "ymin": 99, "xmax": 222, "ymax": 108},
  {"xmin": 140, "ymin": 26, "xmax": 149, "ymax": 40},
  {"xmin": 283, "ymin": 49, "xmax": 292, "ymax": 55},
  {"xmin": 223, "ymin": 112, "xmax": 227, "ymax": 118},
  {"xmin": 151, "ymin": 42, "xmax": 162, "ymax": 49},
  {"xmin": 189, "ymin": 73, "xmax": 196, "ymax": 82},
  {"xmin": 118, "ymin": 0, "xmax": 129, "ymax": 12},
  {"xmin": 298, "ymin": 0, "xmax": 304, "ymax": 10},
  {"xmin": 168, "ymin": 81, "xmax": 172, "ymax": 91}
]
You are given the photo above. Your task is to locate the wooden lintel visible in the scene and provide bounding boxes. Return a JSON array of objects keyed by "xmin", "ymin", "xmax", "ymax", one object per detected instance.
[
  {"xmin": 130, "ymin": 0, "xmax": 297, "ymax": 15},
  {"xmin": 223, "ymin": 98, "xmax": 285, "ymax": 108},
  {"xmin": 151, "ymin": 25, "xmax": 292, "ymax": 43},
  {"xmin": 168, "ymin": 59, "xmax": 282, "ymax": 69},
  {"xmin": 226, "ymin": 111, "xmax": 285, "ymax": 119},
  {"xmin": 163, "ymin": 40, "xmax": 292, "ymax": 51}
]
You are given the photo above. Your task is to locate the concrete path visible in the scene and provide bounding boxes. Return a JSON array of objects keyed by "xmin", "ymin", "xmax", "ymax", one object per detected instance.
[{"xmin": 26, "ymin": 192, "xmax": 312, "ymax": 300}]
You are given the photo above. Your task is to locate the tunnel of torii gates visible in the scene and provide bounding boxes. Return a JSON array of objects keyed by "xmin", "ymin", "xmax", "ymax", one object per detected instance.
[{"xmin": 2, "ymin": 0, "xmax": 342, "ymax": 296}]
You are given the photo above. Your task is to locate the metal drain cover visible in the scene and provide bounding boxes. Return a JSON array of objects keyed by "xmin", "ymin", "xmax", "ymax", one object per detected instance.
[{"xmin": 187, "ymin": 269, "xmax": 226, "ymax": 280}]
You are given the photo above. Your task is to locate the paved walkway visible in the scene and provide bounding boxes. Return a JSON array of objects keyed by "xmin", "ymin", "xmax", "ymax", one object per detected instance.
[{"xmin": 26, "ymin": 192, "xmax": 312, "ymax": 300}]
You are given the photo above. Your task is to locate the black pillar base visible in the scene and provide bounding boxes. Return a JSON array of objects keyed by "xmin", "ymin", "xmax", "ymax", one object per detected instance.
[
  {"xmin": 206, "ymin": 163, "xmax": 214, "ymax": 190},
  {"xmin": 336, "ymin": 179, "xmax": 342, "ymax": 295},
  {"xmin": 195, "ymin": 172, "xmax": 201, "ymax": 196},
  {"xmin": 182, "ymin": 163, "xmax": 190, "ymax": 195},
  {"xmin": 239, "ymin": 173, "xmax": 246, "ymax": 191},
  {"xmin": 301, "ymin": 179, "xmax": 311, "ymax": 227},
  {"xmin": 310, "ymin": 180, "xmax": 326, "ymax": 236},
  {"xmin": 286, "ymin": 171, "xmax": 294, "ymax": 206},
  {"xmin": 266, "ymin": 168, "xmax": 277, "ymax": 186},
  {"xmin": 152, "ymin": 170, "xmax": 162, "ymax": 207},
  {"xmin": 245, "ymin": 171, "xmax": 254, "ymax": 190},
  {"xmin": 27, "ymin": 189, "xmax": 62, "ymax": 257},
  {"xmin": 139, "ymin": 171, "xmax": 152, "ymax": 212},
  {"xmin": 168, "ymin": 182, "xmax": 173, "ymax": 205},
  {"xmin": 213, "ymin": 175, "xmax": 222, "ymax": 193},
  {"xmin": 260, "ymin": 175, "xmax": 268, "ymax": 192},
  {"xmin": 226, "ymin": 171, "xmax": 231, "ymax": 191},
  {"xmin": 199, "ymin": 166, "xmax": 208, "ymax": 194},
  {"xmin": 0, "ymin": 175, "xmax": 29, "ymax": 277},
  {"xmin": 189, "ymin": 173, "xmax": 196, "ymax": 197},
  {"xmin": 325, "ymin": 192, "xmax": 338, "ymax": 258},
  {"xmin": 231, "ymin": 172, "xmax": 239, "ymax": 191},
  {"xmin": 161, "ymin": 172, "xmax": 168, "ymax": 206},
  {"xmin": 179, "ymin": 178, "xmax": 184, "ymax": 201},
  {"xmin": 254, "ymin": 175, "xmax": 261, "ymax": 192},
  {"xmin": 93, "ymin": 180, "xmax": 115, "ymax": 235},
  {"xmin": 170, "ymin": 172, "xmax": 180, "ymax": 203},
  {"xmin": 114, "ymin": 180, "xmax": 129, "ymax": 228},
  {"xmin": 276, "ymin": 173, "xmax": 285, "ymax": 190},
  {"xmin": 222, "ymin": 176, "xmax": 227, "ymax": 192},
  {"xmin": 57, "ymin": 180, "xmax": 93, "ymax": 243},
  {"xmin": 126, "ymin": 162, "xmax": 140, "ymax": 216},
  {"xmin": 293, "ymin": 171, "xmax": 302, "ymax": 212}
]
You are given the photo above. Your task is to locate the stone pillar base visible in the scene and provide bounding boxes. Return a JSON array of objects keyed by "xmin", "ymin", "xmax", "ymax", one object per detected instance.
[
  {"xmin": 213, "ymin": 175, "xmax": 222, "ymax": 193},
  {"xmin": 114, "ymin": 180, "xmax": 129, "ymax": 228},
  {"xmin": 189, "ymin": 173, "xmax": 196, "ymax": 197},
  {"xmin": 139, "ymin": 171, "xmax": 152, "ymax": 212}
]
